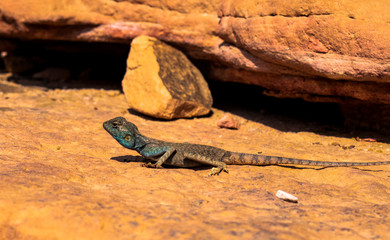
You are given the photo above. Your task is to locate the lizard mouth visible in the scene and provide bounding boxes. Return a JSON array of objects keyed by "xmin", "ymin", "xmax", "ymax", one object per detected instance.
[{"xmin": 103, "ymin": 122, "xmax": 118, "ymax": 137}]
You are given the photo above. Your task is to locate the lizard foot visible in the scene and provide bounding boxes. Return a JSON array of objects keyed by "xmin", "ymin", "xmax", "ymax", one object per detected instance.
[
  {"xmin": 141, "ymin": 162, "xmax": 163, "ymax": 169},
  {"xmin": 208, "ymin": 166, "xmax": 229, "ymax": 176}
]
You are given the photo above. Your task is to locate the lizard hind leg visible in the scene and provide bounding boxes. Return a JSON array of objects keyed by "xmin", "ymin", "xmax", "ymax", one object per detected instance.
[{"xmin": 183, "ymin": 153, "xmax": 229, "ymax": 176}]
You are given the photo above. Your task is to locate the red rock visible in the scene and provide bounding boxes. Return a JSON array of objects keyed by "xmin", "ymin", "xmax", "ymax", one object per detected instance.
[
  {"xmin": 0, "ymin": 0, "xmax": 389, "ymax": 128},
  {"xmin": 0, "ymin": 0, "xmax": 389, "ymax": 101},
  {"xmin": 217, "ymin": 113, "xmax": 240, "ymax": 129}
]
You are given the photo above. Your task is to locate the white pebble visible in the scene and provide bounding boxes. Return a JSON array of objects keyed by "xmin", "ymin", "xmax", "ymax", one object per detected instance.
[{"xmin": 276, "ymin": 190, "xmax": 298, "ymax": 203}]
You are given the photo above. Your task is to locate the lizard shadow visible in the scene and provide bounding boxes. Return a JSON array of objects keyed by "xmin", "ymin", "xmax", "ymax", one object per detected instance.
[
  {"xmin": 111, "ymin": 155, "xmax": 146, "ymax": 163},
  {"xmin": 261, "ymin": 165, "xmax": 334, "ymax": 170},
  {"xmin": 261, "ymin": 165, "xmax": 383, "ymax": 172},
  {"xmin": 111, "ymin": 155, "xmax": 242, "ymax": 173},
  {"xmin": 272, "ymin": 165, "xmax": 323, "ymax": 170},
  {"xmin": 110, "ymin": 155, "xmax": 209, "ymax": 171}
]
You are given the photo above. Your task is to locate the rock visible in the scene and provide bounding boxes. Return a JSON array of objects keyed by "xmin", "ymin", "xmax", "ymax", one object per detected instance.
[
  {"xmin": 340, "ymin": 103, "xmax": 390, "ymax": 133},
  {"xmin": 0, "ymin": 39, "xmax": 18, "ymax": 52},
  {"xmin": 122, "ymin": 36, "xmax": 212, "ymax": 119},
  {"xmin": 0, "ymin": 0, "xmax": 389, "ymax": 129},
  {"xmin": 275, "ymin": 190, "xmax": 298, "ymax": 203},
  {"xmin": 0, "ymin": 1, "xmax": 389, "ymax": 100},
  {"xmin": 217, "ymin": 113, "xmax": 240, "ymax": 129},
  {"xmin": 1, "ymin": 75, "xmax": 390, "ymax": 239}
]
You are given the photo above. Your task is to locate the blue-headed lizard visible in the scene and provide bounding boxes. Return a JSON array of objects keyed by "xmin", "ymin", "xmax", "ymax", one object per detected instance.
[{"xmin": 103, "ymin": 117, "xmax": 390, "ymax": 176}]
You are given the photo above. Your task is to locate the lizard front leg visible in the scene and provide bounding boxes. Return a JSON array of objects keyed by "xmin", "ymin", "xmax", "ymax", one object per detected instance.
[
  {"xmin": 142, "ymin": 147, "xmax": 176, "ymax": 169},
  {"xmin": 183, "ymin": 153, "xmax": 229, "ymax": 176}
]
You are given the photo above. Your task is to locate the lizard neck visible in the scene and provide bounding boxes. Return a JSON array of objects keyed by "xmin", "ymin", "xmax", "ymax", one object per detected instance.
[{"xmin": 133, "ymin": 133, "xmax": 149, "ymax": 152}]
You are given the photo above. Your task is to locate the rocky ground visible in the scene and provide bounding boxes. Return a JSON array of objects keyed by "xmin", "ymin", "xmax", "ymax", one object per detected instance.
[{"xmin": 0, "ymin": 72, "xmax": 389, "ymax": 239}]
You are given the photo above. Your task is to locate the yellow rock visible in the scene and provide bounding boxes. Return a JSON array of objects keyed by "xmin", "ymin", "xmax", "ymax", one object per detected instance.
[{"xmin": 122, "ymin": 36, "xmax": 212, "ymax": 119}]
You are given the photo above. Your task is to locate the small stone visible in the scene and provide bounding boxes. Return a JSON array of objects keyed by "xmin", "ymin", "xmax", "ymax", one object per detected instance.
[
  {"xmin": 217, "ymin": 113, "xmax": 240, "ymax": 129},
  {"xmin": 122, "ymin": 36, "xmax": 212, "ymax": 119},
  {"xmin": 276, "ymin": 190, "xmax": 298, "ymax": 203},
  {"xmin": 359, "ymin": 138, "xmax": 377, "ymax": 142}
]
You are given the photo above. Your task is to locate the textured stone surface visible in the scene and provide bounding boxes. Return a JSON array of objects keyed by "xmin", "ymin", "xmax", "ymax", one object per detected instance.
[
  {"xmin": 0, "ymin": 0, "xmax": 389, "ymax": 105},
  {"xmin": 1, "ymin": 73, "xmax": 390, "ymax": 239},
  {"xmin": 122, "ymin": 36, "xmax": 212, "ymax": 119}
]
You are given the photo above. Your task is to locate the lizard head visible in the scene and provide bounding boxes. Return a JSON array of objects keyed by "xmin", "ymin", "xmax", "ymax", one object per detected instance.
[{"xmin": 103, "ymin": 117, "xmax": 139, "ymax": 149}]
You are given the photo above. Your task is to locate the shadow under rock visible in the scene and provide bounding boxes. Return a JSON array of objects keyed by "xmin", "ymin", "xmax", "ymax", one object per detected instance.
[
  {"xmin": 3, "ymin": 40, "xmax": 128, "ymax": 90},
  {"xmin": 209, "ymin": 80, "xmax": 390, "ymax": 143},
  {"xmin": 127, "ymin": 108, "xmax": 214, "ymax": 122}
]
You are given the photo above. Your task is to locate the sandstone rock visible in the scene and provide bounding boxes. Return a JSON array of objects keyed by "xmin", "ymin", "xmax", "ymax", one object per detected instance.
[
  {"xmin": 0, "ymin": 0, "xmax": 389, "ymax": 129},
  {"xmin": 0, "ymin": 1, "xmax": 388, "ymax": 101},
  {"xmin": 1, "ymin": 74, "xmax": 390, "ymax": 239},
  {"xmin": 0, "ymin": 39, "xmax": 18, "ymax": 52},
  {"xmin": 340, "ymin": 103, "xmax": 390, "ymax": 133},
  {"xmin": 217, "ymin": 113, "xmax": 240, "ymax": 129},
  {"xmin": 122, "ymin": 36, "xmax": 212, "ymax": 119}
]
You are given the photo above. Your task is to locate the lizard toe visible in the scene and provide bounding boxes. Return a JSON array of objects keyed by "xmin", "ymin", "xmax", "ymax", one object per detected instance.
[
  {"xmin": 142, "ymin": 162, "xmax": 160, "ymax": 168},
  {"xmin": 208, "ymin": 167, "xmax": 220, "ymax": 176},
  {"xmin": 208, "ymin": 166, "xmax": 229, "ymax": 176}
]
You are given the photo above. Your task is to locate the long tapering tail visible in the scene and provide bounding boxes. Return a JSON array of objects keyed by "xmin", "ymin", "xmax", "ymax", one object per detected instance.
[{"xmin": 223, "ymin": 152, "xmax": 390, "ymax": 167}]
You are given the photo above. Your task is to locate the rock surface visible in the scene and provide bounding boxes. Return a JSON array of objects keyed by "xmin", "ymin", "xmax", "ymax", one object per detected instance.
[
  {"xmin": 0, "ymin": 0, "xmax": 389, "ymax": 105},
  {"xmin": 122, "ymin": 36, "xmax": 212, "ymax": 119},
  {"xmin": 1, "ymin": 73, "xmax": 390, "ymax": 239}
]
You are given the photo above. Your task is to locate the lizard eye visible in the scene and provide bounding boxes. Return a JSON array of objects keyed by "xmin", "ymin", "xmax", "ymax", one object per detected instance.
[
  {"xmin": 125, "ymin": 135, "xmax": 131, "ymax": 141},
  {"xmin": 112, "ymin": 121, "xmax": 119, "ymax": 128}
]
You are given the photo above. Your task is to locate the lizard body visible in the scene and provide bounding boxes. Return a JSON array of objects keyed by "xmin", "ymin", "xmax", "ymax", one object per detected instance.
[{"xmin": 103, "ymin": 117, "xmax": 390, "ymax": 175}]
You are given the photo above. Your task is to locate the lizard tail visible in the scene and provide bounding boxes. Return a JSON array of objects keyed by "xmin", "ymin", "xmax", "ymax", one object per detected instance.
[{"xmin": 223, "ymin": 152, "xmax": 390, "ymax": 167}]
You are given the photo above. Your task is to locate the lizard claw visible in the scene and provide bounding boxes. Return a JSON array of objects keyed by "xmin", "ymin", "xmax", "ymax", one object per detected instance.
[
  {"xmin": 208, "ymin": 166, "xmax": 229, "ymax": 176},
  {"xmin": 141, "ymin": 162, "xmax": 163, "ymax": 169}
]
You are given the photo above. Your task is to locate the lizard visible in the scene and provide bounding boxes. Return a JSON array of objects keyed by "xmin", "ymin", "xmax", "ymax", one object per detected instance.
[{"xmin": 103, "ymin": 117, "xmax": 390, "ymax": 176}]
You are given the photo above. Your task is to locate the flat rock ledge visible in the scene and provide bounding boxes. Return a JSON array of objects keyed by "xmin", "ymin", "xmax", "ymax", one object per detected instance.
[{"xmin": 1, "ymin": 74, "xmax": 390, "ymax": 239}]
